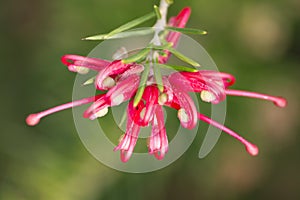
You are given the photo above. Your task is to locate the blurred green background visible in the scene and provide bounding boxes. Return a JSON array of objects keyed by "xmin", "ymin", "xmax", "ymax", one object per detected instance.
[{"xmin": 1, "ymin": 0, "xmax": 300, "ymax": 199}]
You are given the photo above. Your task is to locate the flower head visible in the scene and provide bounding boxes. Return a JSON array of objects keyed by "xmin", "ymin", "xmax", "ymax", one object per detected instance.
[{"xmin": 26, "ymin": 6, "xmax": 287, "ymax": 162}]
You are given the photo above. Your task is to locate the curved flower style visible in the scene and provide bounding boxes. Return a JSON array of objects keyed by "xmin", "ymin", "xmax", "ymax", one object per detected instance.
[{"xmin": 26, "ymin": 6, "xmax": 287, "ymax": 162}]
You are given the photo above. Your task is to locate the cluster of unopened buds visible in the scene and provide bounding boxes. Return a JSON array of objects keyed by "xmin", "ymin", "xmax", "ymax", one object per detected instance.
[{"xmin": 26, "ymin": 2, "xmax": 287, "ymax": 162}]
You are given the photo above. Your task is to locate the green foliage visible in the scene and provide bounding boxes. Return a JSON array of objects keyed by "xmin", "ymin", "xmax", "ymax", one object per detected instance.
[
  {"xmin": 166, "ymin": 26, "xmax": 208, "ymax": 35},
  {"xmin": 157, "ymin": 63, "xmax": 198, "ymax": 72},
  {"xmin": 134, "ymin": 63, "xmax": 150, "ymax": 107},
  {"xmin": 83, "ymin": 12, "xmax": 155, "ymax": 40}
]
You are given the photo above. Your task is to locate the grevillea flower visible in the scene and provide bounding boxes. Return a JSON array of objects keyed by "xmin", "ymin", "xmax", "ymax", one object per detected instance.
[{"xmin": 26, "ymin": 5, "xmax": 287, "ymax": 162}]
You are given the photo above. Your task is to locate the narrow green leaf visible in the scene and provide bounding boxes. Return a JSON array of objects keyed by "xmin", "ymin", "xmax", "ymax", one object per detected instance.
[
  {"xmin": 158, "ymin": 50, "xmax": 168, "ymax": 57},
  {"xmin": 122, "ymin": 47, "xmax": 151, "ymax": 64},
  {"xmin": 153, "ymin": 5, "xmax": 161, "ymax": 19},
  {"xmin": 134, "ymin": 64, "xmax": 150, "ymax": 107},
  {"xmin": 83, "ymin": 12, "xmax": 155, "ymax": 40},
  {"xmin": 153, "ymin": 59, "xmax": 164, "ymax": 92},
  {"xmin": 83, "ymin": 29, "xmax": 154, "ymax": 41},
  {"xmin": 167, "ymin": 47, "xmax": 201, "ymax": 67},
  {"xmin": 157, "ymin": 64, "xmax": 198, "ymax": 72},
  {"xmin": 151, "ymin": 42, "xmax": 173, "ymax": 51},
  {"xmin": 166, "ymin": 27, "xmax": 208, "ymax": 35},
  {"xmin": 82, "ymin": 34, "xmax": 107, "ymax": 41},
  {"xmin": 150, "ymin": 43, "xmax": 200, "ymax": 67},
  {"xmin": 108, "ymin": 12, "xmax": 155, "ymax": 36}
]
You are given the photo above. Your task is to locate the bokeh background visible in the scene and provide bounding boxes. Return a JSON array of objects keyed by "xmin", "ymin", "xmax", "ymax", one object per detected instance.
[{"xmin": 1, "ymin": 0, "xmax": 300, "ymax": 199}]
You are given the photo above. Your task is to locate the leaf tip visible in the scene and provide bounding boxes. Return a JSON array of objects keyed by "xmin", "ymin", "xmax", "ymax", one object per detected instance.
[
  {"xmin": 158, "ymin": 85, "xmax": 164, "ymax": 93},
  {"xmin": 195, "ymin": 63, "xmax": 201, "ymax": 67},
  {"xmin": 81, "ymin": 36, "xmax": 96, "ymax": 41},
  {"xmin": 154, "ymin": 5, "xmax": 162, "ymax": 19},
  {"xmin": 133, "ymin": 96, "xmax": 140, "ymax": 107},
  {"xmin": 82, "ymin": 35, "xmax": 106, "ymax": 41}
]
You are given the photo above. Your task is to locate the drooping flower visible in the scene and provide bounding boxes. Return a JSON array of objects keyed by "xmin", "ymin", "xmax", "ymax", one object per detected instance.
[
  {"xmin": 166, "ymin": 70, "xmax": 286, "ymax": 156},
  {"xmin": 26, "ymin": 6, "xmax": 287, "ymax": 162}
]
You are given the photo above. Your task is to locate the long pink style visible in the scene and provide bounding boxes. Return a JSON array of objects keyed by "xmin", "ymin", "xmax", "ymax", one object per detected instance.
[{"xmin": 26, "ymin": 95, "xmax": 104, "ymax": 126}]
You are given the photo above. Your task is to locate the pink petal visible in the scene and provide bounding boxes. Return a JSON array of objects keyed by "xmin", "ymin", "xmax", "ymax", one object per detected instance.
[
  {"xmin": 198, "ymin": 71, "xmax": 236, "ymax": 88},
  {"xmin": 161, "ymin": 77, "xmax": 174, "ymax": 103},
  {"xmin": 114, "ymin": 101, "xmax": 141, "ymax": 162},
  {"xmin": 149, "ymin": 105, "xmax": 168, "ymax": 160},
  {"xmin": 166, "ymin": 7, "xmax": 191, "ymax": 47},
  {"xmin": 106, "ymin": 75, "xmax": 140, "ymax": 106},
  {"xmin": 168, "ymin": 72, "xmax": 210, "ymax": 92},
  {"xmin": 159, "ymin": 7, "xmax": 191, "ymax": 63},
  {"xmin": 168, "ymin": 77, "xmax": 198, "ymax": 129},
  {"xmin": 141, "ymin": 85, "xmax": 159, "ymax": 125},
  {"xmin": 117, "ymin": 64, "xmax": 144, "ymax": 81},
  {"xmin": 169, "ymin": 71, "xmax": 227, "ymax": 103},
  {"xmin": 83, "ymin": 75, "xmax": 140, "ymax": 119},
  {"xmin": 127, "ymin": 99, "xmax": 147, "ymax": 127},
  {"xmin": 95, "ymin": 60, "xmax": 133, "ymax": 90},
  {"xmin": 61, "ymin": 54, "xmax": 110, "ymax": 72},
  {"xmin": 83, "ymin": 95, "xmax": 109, "ymax": 120}
]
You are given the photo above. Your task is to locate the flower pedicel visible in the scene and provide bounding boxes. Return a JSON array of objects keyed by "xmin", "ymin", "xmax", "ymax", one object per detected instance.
[{"xmin": 26, "ymin": 1, "xmax": 287, "ymax": 162}]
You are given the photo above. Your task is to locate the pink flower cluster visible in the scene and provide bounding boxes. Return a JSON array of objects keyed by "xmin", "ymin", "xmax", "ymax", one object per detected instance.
[{"xmin": 26, "ymin": 7, "xmax": 286, "ymax": 162}]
